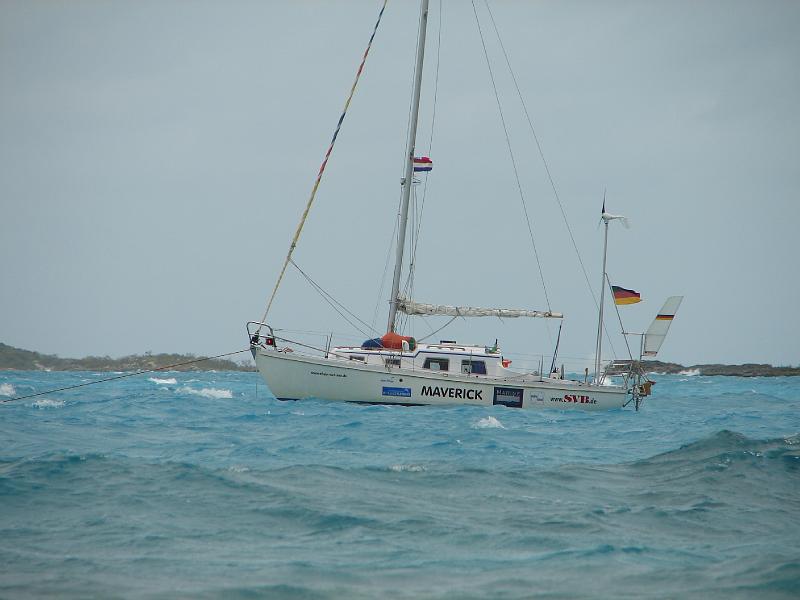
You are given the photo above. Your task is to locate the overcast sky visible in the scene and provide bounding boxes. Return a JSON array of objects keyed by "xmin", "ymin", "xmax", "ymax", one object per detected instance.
[{"xmin": 2, "ymin": 0, "xmax": 798, "ymax": 368}]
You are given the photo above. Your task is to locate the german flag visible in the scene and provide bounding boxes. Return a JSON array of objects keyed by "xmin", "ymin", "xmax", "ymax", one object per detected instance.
[
  {"xmin": 612, "ymin": 286, "xmax": 641, "ymax": 305},
  {"xmin": 655, "ymin": 314, "xmax": 674, "ymax": 320}
]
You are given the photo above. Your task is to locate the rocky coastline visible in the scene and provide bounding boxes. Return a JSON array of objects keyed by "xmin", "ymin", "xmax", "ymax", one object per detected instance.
[{"xmin": 609, "ymin": 360, "xmax": 799, "ymax": 377}]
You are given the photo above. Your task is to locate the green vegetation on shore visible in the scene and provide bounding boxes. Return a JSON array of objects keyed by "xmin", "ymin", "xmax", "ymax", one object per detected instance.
[{"xmin": 0, "ymin": 343, "xmax": 255, "ymax": 372}]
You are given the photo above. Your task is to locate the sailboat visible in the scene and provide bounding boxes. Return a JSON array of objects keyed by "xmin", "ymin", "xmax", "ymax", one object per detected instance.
[{"xmin": 248, "ymin": 0, "xmax": 681, "ymax": 411}]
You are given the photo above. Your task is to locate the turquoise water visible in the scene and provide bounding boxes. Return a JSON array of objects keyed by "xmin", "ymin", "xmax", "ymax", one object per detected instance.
[{"xmin": 1, "ymin": 372, "xmax": 798, "ymax": 598}]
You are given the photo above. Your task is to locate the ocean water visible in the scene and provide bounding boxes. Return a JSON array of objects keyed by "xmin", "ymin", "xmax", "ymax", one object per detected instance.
[{"xmin": 1, "ymin": 371, "xmax": 798, "ymax": 599}]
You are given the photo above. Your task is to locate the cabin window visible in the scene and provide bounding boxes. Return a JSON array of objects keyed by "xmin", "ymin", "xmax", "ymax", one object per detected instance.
[
  {"xmin": 349, "ymin": 355, "xmax": 366, "ymax": 362},
  {"xmin": 461, "ymin": 360, "xmax": 487, "ymax": 375},
  {"xmin": 384, "ymin": 357, "xmax": 401, "ymax": 367},
  {"xmin": 423, "ymin": 357, "xmax": 449, "ymax": 371}
]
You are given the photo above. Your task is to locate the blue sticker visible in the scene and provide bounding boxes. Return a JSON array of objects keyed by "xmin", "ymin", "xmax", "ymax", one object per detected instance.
[
  {"xmin": 382, "ymin": 386, "xmax": 412, "ymax": 398},
  {"xmin": 493, "ymin": 387, "xmax": 523, "ymax": 408}
]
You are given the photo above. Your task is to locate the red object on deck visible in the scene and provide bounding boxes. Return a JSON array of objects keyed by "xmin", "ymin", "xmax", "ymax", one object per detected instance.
[
  {"xmin": 380, "ymin": 332, "xmax": 417, "ymax": 351},
  {"xmin": 502, "ymin": 359, "xmax": 512, "ymax": 368}
]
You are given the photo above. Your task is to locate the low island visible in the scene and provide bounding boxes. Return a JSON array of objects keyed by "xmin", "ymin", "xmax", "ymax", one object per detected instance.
[
  {"xmin": 606, "ymin": 359, "xmax": 799, "ymax": 377},
  {"xmin": 0, "ymin": 343, "xmax": 256, "ymax": 372}
]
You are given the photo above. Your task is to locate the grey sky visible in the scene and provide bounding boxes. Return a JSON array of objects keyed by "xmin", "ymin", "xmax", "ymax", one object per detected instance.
[{"xmin": 1, "ymin": 0, "xmax": 798, "ymax": 367}]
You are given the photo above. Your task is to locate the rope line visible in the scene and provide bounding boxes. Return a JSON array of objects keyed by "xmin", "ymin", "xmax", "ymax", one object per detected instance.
[
  {"xmin": 258, "ymin": 0, "xmax": 389, "ymax": 329},
  {"xmin": 2, "ymin": 350, "xmax": 251, "ymax": 403}
]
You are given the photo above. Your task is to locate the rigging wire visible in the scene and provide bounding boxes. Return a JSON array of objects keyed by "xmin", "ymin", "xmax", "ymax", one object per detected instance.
[
  {"xmin": 409, "ymin": 176, "xmax": 418, "ymax": 302},
  {"xmin": 388, "ymin": 0, "xmax": 426, "ymax": 340},
  {"xmin": 271, "ymin": 328, "xmax": 365, "ymax": 345},
  {"xmin": 370, "ymin": 215, "xmax": 399, "ymax": 333},
  {"xmin": 416, "ymin": 315, "xmax": 459, "ymax": 342},
  {"xmin": 482, "ymin": 0, "xmax": 619, "ymax": 359},
  {"xmin": 270, "ymin": 335, "xmax": 353, "ymax": 361},
  {"xmin": 470, "ymin": 0, "xmax": 552, "ymax": 313},
  {"xmin": 290, "ymin": 260, "xmax": 378, "ymax": 340},
  {"xmin": 606, "ymin": 273, "xmax": 635, "ymax": 362},
  {"xmin": 2, "ymin": 350, "xmax": 251, "ymax": 404},
  {"xmin": 257, "ymin": 0, "xmax": 389, "ymax": 331},
  {"xmin": 408, "ymin": 0, "xmax": 443, "ymax": 286},
  {"xmin": 397, "ymin": 185, "xmax": 420, "ymax": 337},
  {"xmin": 394, "ymin": 0, "xmax": 444, "ymax": 341}
]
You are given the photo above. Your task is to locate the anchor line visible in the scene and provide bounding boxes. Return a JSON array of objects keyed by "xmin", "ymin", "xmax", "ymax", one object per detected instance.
[{"xmin": 3, "ymin": 349, "xmax": 251, "ymax": 403}]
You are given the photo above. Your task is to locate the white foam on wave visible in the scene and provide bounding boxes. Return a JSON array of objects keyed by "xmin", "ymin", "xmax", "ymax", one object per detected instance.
[
  {"xmin": 178, "ymin": 386, "xmax": 233, "ymax": 399},
  {"xmin": 228, "ymin": 465, "xmax": 250, "ymax": 473},
  {"xmin": 149, "ymin": 377, "xmax": 177, "ymax": 385},
  {"xmin": 0, "ymin": 383, "xmax": 16, "ymax": 397},
  {"xmin": 473, "ymin": 416, "xmax": 505, "ymax": 429},
  {"xmin": 390, "ymin": 464, "xmax": 426, "ymax": 472},
  {"xmin": 32, "ymin": 398, "xmax": 65, "ymax": 409},
  {"xmin": 679, "ymin": 369, "xmax": 701, "ymax": 376}
]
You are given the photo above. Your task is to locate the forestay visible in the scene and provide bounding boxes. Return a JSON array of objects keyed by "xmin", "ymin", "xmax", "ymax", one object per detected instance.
[{"xmin": 398, "ymin": 298, "xmax": 563, "ymax": 319}]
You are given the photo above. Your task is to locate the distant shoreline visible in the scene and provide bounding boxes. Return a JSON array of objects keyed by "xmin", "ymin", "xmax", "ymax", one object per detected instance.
[
  {"xmin": 0, "ymin": 343, "xmax": 256, "ymax": 372},
  {"xmin": 607, "ymin": 360, "xmax": 799, "ymax": 377}
]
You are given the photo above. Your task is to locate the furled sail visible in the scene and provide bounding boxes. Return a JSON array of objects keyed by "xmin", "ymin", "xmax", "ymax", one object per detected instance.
[
  {"xmin": 398, "ymin": 298, "xmax": 562, "ymax": 319},
  {"xmin": 643, "ymin": 296, "xmax": 683, "ymax": 356}
]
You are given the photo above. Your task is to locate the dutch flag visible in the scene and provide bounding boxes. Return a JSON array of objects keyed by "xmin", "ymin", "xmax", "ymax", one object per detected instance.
[{"xmin": 413, "ymin": 156, "xmax": 433, "ymax": 172}]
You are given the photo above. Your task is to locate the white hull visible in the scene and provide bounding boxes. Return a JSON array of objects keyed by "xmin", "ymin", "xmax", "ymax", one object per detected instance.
[{"xmin": 253, "ymin": 347, "xmax": 628, "ymax": 411}]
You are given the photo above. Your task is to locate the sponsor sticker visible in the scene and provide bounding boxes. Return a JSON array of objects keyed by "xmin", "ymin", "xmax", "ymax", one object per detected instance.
[
  {"xmin": 382, "ymin": 386, "xmax": 412, "ymax": 398},
  {"xmin": 549, "ymin": 394, "xmax": 597, "ymax": 405},
  {"xmin": 493, "ymin": 387, "xmax": 523, "ymax": 408}
]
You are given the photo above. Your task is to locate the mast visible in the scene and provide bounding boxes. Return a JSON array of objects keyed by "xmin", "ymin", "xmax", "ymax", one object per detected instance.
[
  {"xmin": 593, "ymin": 202, "xmax": 630, "ymax": 382},
  {"xmin": 387, "ymin": 0, "xmax": 430, "ymax": 333},
  {"xmin": 594, "ymin": 214, "xmax": 610, "ymax": 383}
]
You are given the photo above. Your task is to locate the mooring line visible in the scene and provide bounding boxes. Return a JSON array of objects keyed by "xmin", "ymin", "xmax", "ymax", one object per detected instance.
[{"xmin": 2, "ymin": 349, "xmax": 251, "ymax": 403}]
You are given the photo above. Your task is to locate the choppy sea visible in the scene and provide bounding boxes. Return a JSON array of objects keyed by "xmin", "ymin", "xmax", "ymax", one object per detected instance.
[{"xmin": 1, "ymin": 371, "xmax": 798, "ymax": 599}]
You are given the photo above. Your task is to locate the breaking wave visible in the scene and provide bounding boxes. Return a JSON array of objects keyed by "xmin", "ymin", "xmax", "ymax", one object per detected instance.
[
  {"xmin": 32, "ymin": 398, "xmax": 65, "ymax": 409},
  {"xmin": 0, "ymin": 382, "xmax": 16, "ymax": 397},
  {"xmin": 177, "ymin": 386, "xmax": 233, "ymax": 399},
  {"xmin": 472, "ymin": 415, "xmax": 505, "ymax": 429},
  {"xmin": 678, "ymin": 368, "xmax": 701, "ymax": 376},
  {"xmin": 149, "ymin": 377, "xmax": 177, "ymax": 385},
  {"xmin": 389, "ymin": 464, "xmax": 426, "ymax": 472}
]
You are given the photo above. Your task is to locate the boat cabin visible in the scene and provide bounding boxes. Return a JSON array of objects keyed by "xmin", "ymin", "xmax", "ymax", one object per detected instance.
[{"xmin": 328, "ymin": 341, "xmax": 510, "ymax": 378}]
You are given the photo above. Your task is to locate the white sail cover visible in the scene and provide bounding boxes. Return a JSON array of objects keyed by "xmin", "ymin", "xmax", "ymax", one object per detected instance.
[
  {"xmin": 643, "ymin": 296, "xmax": 683, "ymax": 357},
  {"xmin": 398, "ymin": 299, "xmax": 562, "ymax": 319}
]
